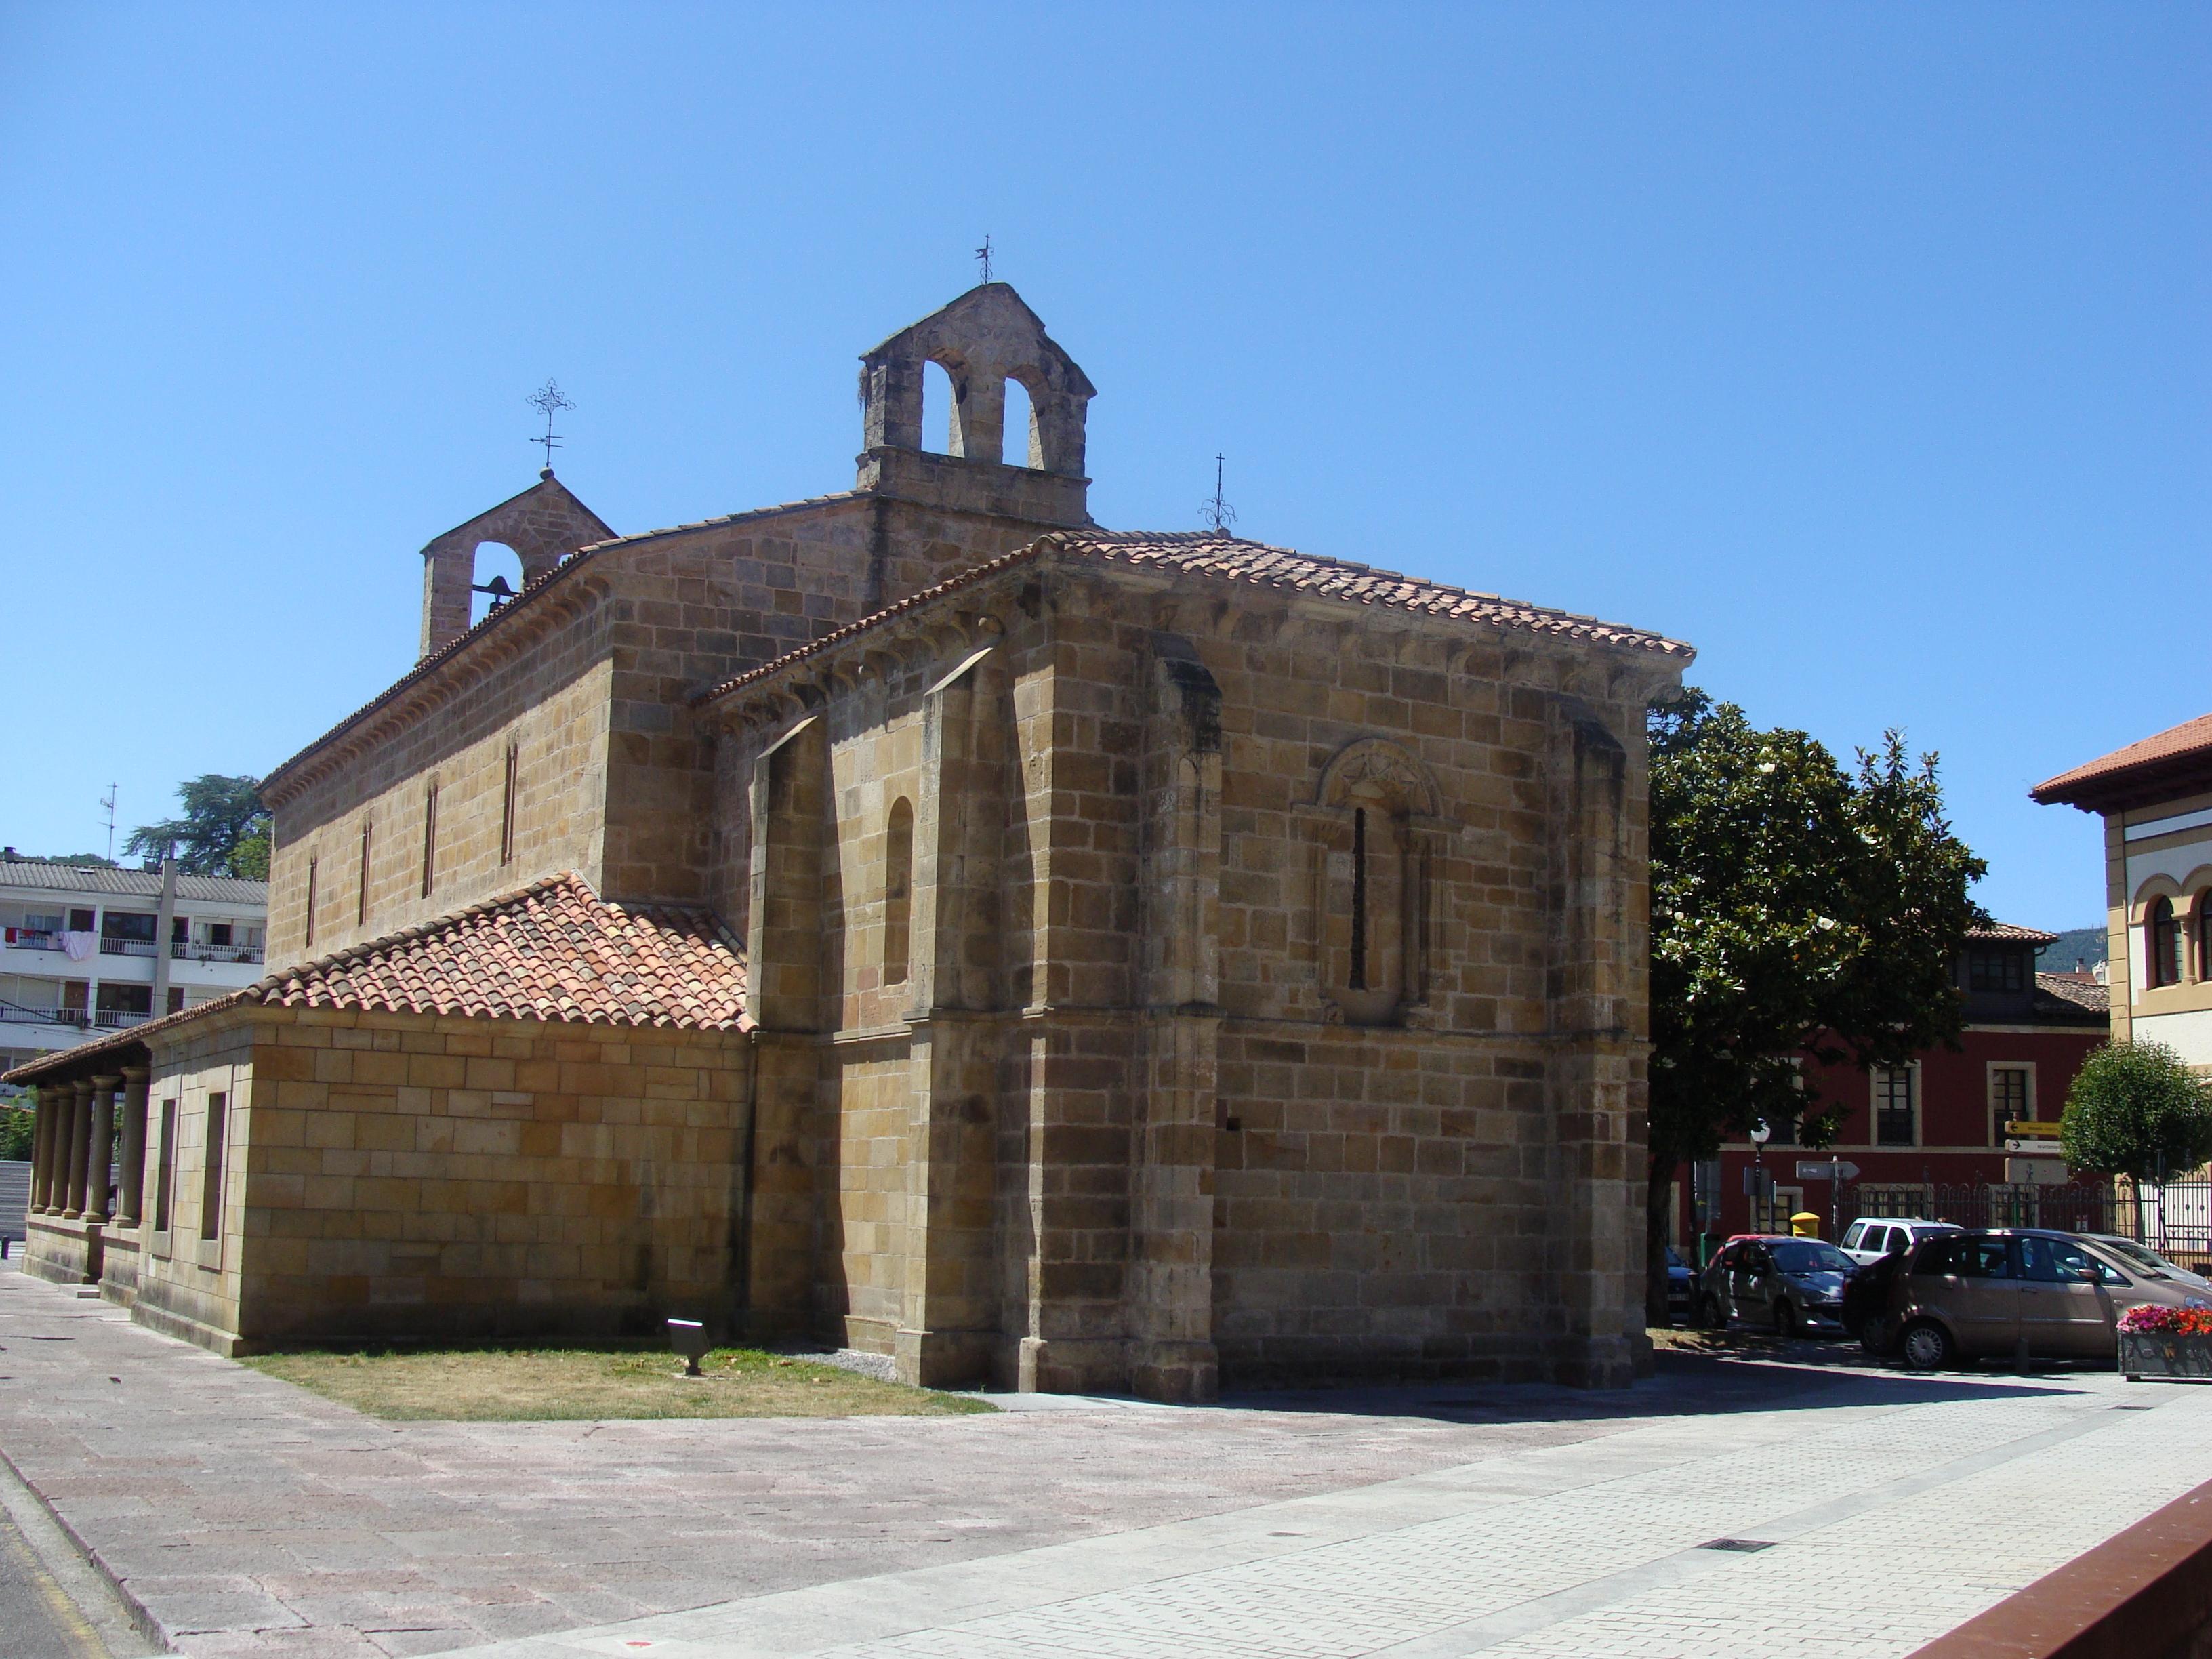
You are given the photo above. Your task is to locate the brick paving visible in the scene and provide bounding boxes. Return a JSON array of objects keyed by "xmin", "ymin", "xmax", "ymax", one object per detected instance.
[{"xmin": 7, "ymin": 1265, "xmax": 2208, "ymax": 1658}]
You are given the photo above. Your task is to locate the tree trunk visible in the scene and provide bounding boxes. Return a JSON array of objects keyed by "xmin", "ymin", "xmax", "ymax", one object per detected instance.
[{"xmin": 1645, "ymin": 1153, "xmax": 1677, "ymax": 1330}]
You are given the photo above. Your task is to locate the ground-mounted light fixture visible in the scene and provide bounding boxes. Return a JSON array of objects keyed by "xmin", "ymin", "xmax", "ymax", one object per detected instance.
[{"xmin": 666, "ymin": 1317, "xmax": 710, "ymax": 1376}]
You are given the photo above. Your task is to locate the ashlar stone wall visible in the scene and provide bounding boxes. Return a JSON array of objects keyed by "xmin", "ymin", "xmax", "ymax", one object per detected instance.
[
  {"xmin": 126, "ymin": 1008, "xmax": 751, "ymax": 1353},
  {"xmin": 703, "ymin": 553, "xmax": 1675, "ymax": 1399}
]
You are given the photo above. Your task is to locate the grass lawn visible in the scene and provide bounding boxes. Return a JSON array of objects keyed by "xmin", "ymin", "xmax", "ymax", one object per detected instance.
[{"xmin": 242, "ymin": 1345, "xmax": 998, "ymax": 1421}]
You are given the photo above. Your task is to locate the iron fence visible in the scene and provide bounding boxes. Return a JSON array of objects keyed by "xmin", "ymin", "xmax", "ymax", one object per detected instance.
[{"xmin": 1850, "ymin": 1180, "xmax": 2212, "ymax": 1265}]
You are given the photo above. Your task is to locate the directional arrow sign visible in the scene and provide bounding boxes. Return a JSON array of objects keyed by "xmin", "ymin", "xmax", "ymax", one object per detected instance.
[{"xmin": 1795, "ymin": 1160, "xmax": 1860, "ymax": 1182}]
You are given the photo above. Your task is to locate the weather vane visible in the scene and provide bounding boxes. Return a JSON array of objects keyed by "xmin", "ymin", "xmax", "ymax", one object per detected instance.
[
  {"xmin": 974, "ymin": 234, "xmax": 994, "ymax": 284},
  {"xmin": 1200, "ymin": 453, "xmax": 1237, "ymax": 534},
  {"xmin": 527, "ymin": 379, "xmax": 575, "ymax": 474}
]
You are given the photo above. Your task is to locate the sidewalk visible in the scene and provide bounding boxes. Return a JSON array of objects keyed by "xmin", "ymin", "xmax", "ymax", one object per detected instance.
[{"xmin": 5, "ymin": 1266, "xmax": 2207, "ymax": 1659}]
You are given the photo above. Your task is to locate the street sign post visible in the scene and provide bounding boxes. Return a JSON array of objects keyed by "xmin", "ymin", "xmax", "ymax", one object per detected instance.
[{"xmin": 1795, "ymin": 1160, "xmax": 1860, "ymax": 1183}]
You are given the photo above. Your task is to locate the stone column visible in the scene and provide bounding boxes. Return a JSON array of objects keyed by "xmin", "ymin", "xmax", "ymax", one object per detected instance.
[
  {"xmin": 30, "ymin": 1087, "xmax": 56, "ymax": 1212},
  {"xmin": 115, "ymin": 1066, "xmax": 150, "ymax": 1227},
  {"xmin": 1545, "ymin": 700, "xmax": 1641, "ymax": 1389},
  {"xmin": 740, "ymin": 715, "xmax": 829, "ymax": 1337},
  {"xmin": 83, "ymin": 1075, "xmax": 120, "ymax": 1225},
  {"xmin": 1129, "ymin": 641, "xmax": 1224, "ymax": 1404},
  {"xmin": 61, "ymin": 1080, "xmax": 94, "ymax": 1219},
  {"xmin": 897, "ymin": 647, "xmax": 1008, "ymax": 1391}
]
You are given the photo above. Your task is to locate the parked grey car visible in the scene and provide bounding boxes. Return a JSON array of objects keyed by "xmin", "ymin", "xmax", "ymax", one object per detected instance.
[{"xmin": 1698, "ymin": 1235, "xmax": 1856, "ymax": 1337}]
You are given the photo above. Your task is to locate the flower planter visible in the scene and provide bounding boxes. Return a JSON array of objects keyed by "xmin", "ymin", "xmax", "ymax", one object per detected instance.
[{"xmin": 2119, "ymin": 1330, "xmax": 2212, "ymax": 1382}]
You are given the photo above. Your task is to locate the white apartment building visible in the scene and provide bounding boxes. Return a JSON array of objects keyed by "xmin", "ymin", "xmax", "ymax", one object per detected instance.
[{"xmin": 0, "ymin": 855, "xmax": 269, "ymax": 1087}]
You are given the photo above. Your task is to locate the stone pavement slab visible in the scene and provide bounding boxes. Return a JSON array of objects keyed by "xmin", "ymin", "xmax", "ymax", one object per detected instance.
[
  {"xmin": 430, "ymin": 1372, "xmax": 2212, "ymax": 1659},
  {"xmin": 1, "ymin": 1269, "xmax": 1764, "ymax": 1657},
  {"xmin": 10, "ymin": 1263, "xmax": 2200, "ymax": 1659}
]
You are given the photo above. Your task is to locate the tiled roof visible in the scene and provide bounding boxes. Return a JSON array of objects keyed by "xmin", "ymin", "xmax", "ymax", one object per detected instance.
[
  {"xmin": 0, "ymin": 862, "xmax": 266, "ymax": 905},
  {"xmin": 1, "ymin": 875, "xmax": 747, "ymax": 1084},
  {"xmin": 1967, "ymin": 922, "xmax": 2059, "ymax": 945},
  {"xmin": 2033, "ymin": 972, "xmax": 2110, "ymax": 1018},
  {"xmin": 254, "ymin": 874, "xmax": 747, "ymax": 1028},
  {"xmin": 695, "ymin": 529, "xmax": 1691, "ymax": 708},
  {"xmin": 2032, "ymin": 714, "xmax": 2212, "ymax": 810}
]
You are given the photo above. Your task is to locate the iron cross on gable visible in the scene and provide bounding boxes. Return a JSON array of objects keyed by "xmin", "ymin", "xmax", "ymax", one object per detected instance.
[
  {"xmin": 527, "ymin": 378, "xmax": 575, "ymax": 474},
  {"xmin": 974, "ymin": 235, "xmax": 993, "ymax": 285}
]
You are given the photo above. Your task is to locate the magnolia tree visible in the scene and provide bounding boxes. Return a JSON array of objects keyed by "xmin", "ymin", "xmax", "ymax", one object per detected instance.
[
  {"xmin": 1644, "ymin": 689, "xmax": 1986, "ymax": 1326},
  {"xmin": 2060, "ymin": 1041, "xmax": 2212, "ymax": 1183}
]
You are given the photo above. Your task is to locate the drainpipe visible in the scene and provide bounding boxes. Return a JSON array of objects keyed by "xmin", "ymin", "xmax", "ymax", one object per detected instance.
[{"xmin": 150, "ymin": 857, "xmax": 178, "ymax": 1018}]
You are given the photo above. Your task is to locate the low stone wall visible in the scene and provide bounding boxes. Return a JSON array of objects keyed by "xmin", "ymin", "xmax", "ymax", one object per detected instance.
[{"xmin": 1912, "ymin": 1472, "xmax": 2212, "ymax": 1659}]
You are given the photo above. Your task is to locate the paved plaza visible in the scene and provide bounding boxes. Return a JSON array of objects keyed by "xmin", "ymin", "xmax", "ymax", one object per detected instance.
[{"xmin": 4, "ymin": 1266, "xmax": 2209, "ymax": 1658}]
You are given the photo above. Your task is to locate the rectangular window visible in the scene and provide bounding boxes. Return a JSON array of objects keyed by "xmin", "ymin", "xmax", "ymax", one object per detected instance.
[
  {"xmin": 357, "ymin": 821, "xmax": 373, "ymax": 926},
  {"xmin": 500, "ymin": 742, "xmax": 519, "ymax": 866},
  {"xmin": 68, "ymin": 908, "xmax": 95, "ymax": 933},
  {"xmin": 304, "ymin": 856, "xmax": 319, "ymax": 949},
  {"xmin": 1967, "ymin": 948, "xmax": 2027, "ymax": 994},
  {"xmin": 420, "ymin": 783, "xmax": 438, "ymax": 898},
  {"xmin": 208, "ymin": 922, "xmax": 232, "ymax": 947},
  {"xmin": 100, "ymin": 911, "xmax": 157, "ymax": 942},
  {"xmin": 199, "ymin": 1092, "xmax": 228, "ymax": 1240},
  {"xmin": 1875, "ymin": 1067, "xmax": 1917, "ymax": 1147},
  {"xmin": 154, "ymin": 1099, "xmax": 176, "ymax": 1231},
  {"xmin": 1990, "ymin": 1067, "xmax": 2030, "ymax": 1145}
]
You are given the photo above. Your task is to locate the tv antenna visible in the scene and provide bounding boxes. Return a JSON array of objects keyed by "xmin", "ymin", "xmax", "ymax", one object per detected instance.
[
  {"xmin": 974, "ymin": 234, "xmax": 994, "ymax": 285},
  {"xmin": 527, "ymin": 379, "xmax": 574, "ymax": 475},
  {"xmin": 100, "ymin": 783, "xmax": 117, "ymax": 862},
  {"xmin": 1199, "ymin": 453, "xmax": 1237, "ymax": 534}
]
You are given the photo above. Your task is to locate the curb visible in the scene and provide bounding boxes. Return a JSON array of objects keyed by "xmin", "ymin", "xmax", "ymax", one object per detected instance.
[{"xmin": 0, "ymin": 1273, "xmax": 173, "ymax": 1655}]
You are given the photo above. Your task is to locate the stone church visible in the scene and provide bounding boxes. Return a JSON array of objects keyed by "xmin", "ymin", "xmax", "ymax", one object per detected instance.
[{"xmin": 14, "ymin": 285, "xmax": 1691, "ymax": 1399}]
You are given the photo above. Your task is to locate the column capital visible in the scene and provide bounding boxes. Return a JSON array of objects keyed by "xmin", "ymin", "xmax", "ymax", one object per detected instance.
[
  {"xmin": 91, "ymin": 1072, "xmax": 123, "ymax": 1090},
  {"xmin": 120, "ymin": 1064, "xmax": 150, "ymax": 1084}
]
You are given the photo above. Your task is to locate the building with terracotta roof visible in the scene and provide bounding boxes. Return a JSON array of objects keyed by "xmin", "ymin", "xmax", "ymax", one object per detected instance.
[
  {"xmin": 8, "ymin": 284, "xmax": 1689, "ymax": 1397},
  {"xmin": 1671, "ymin": 922, "xmax": 2110, "ymax": 1246},
  {"xmin": 2034, "ymin": 712, "xmax": 2212, "ymax": 1075}
]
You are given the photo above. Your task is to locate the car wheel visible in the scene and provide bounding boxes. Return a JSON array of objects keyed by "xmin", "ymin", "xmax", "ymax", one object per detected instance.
[
  {"xmin": 1699, "ymin": 1295, "xmax": 1724, "ymax": 1330},
  {"xmin": 1900, "ymin": 1319, "xmax": 1954, "ymax": 1373},
  {"xmin": 1773, "ymin": 1301, "xmax": 1796, "ymax": 1340}
]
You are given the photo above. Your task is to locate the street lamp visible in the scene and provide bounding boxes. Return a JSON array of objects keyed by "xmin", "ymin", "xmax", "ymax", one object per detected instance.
[{"xmin": 1750, "ymin": 1118, "xmax": 1772, "ymax": 1231}]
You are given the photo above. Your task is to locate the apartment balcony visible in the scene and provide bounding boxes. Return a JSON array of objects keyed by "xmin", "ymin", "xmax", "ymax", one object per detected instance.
[
  {"xmin": 0, "ymin": 1006, "xmax": 155, "ymax": 1030},
  {"xmin": 169, "ymin": 940, "xmax": 264, "ymax": 966}
]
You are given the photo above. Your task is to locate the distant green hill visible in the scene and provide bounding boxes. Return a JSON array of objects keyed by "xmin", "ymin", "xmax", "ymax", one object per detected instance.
[{"xmin": 2036, "ymin": 926, "xmax": 2107, "ymax": 975}]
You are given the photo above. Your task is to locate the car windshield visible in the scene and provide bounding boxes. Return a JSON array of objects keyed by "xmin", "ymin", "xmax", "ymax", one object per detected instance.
[
  {"xmin": 1666, "ymin": 1248, "xmax": 1685, "ymax": 1268},
  {"xmin": 2094, "ymin": 1237, "xmax": 2173, "ymax": 1279},
  {"xmin": 1771, "ymin": 1242, "xmax": 1852, "ymax": 1275}
]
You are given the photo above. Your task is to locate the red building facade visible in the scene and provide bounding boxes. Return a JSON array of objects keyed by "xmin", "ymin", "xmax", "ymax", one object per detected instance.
[{"xmin": 1675, "ymin": 924, "xmax": 2108, "ymax": 1244}]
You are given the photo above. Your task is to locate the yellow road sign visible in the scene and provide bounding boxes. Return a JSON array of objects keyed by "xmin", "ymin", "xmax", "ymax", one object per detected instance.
[{"xmin": 2005, "ymin": 1120, "xmax": 2062, "ymax": 1140}]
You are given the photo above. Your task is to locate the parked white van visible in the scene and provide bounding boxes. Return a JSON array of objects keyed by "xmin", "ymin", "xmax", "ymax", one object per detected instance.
[{"xmin": 1840, "ymin": 1217, "xmax": 1961, "ymax": 1268}]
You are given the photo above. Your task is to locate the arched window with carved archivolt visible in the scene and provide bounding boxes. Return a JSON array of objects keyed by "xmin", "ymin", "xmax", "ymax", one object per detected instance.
[{"xmin": 1312, "ymin": 738, "xmax": 1439, "ymax": 1027}]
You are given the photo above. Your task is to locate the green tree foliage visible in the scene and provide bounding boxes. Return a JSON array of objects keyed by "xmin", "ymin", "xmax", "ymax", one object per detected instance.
[
  {"xmin": 2060, "ymin": 1041, "xmax": 2212, "ymax": 1183},
  {"xmin": 124, "ymin": 775, "xmax": 270, "ymax": 879},
  {"xmin": 1645, "ymin": 689, "xmax": 1986, "ymax": 1323},
  {"xmin": 0, "ymin": 1101, "xmax": 31, "ymax": 1162}
]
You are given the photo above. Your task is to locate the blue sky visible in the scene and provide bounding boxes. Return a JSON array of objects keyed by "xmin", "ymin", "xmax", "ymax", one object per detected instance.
[{"xmin": 3, "ymin": 5, "xmax": 2204, "ymax": 930}]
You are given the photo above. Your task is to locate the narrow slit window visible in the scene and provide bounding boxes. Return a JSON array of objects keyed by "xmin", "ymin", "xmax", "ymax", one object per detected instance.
[
  {"xmin": 1349, "ymin": 808, "xmax": 1369, "ymax": 991},
  {"xmin": 884, "ymin": 798, "xmax": 913, "ymax": 986},
  {"xmin": 357, "ymin": 821, "xmax": 373, "ymax": 926},
  {"xmin": 154, "ymin": 1099, "xmax": 176, "ymax": 1232},
  {"xmin": 421, "ymin": 783, "xmax": 439, "ymax": 898},
  {"xmin": 500, "ymin": 741, "xmax": 519, "ymax": 865},
  {"xmin": 199, "ymin": 1092, "xmax": 227, "ymax": 1240},
  {"xmin": 304, "ymin": 856, "xmax": 319, "ymax": 950}
]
